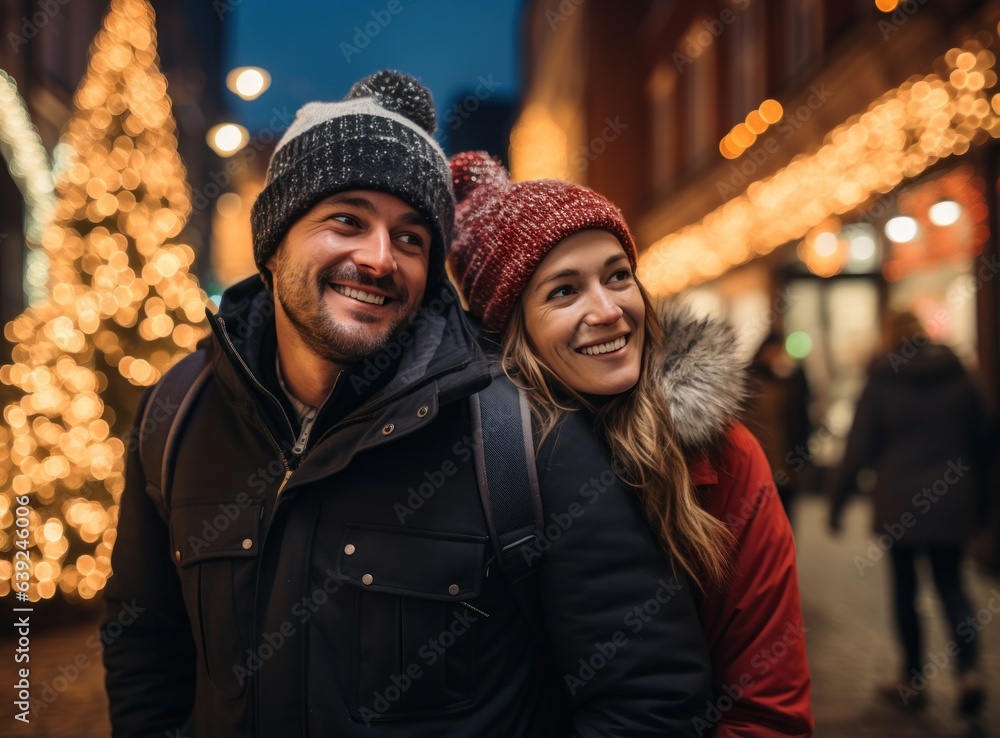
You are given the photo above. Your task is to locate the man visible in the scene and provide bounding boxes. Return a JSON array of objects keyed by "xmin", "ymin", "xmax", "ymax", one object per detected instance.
[{"xmin": 102, "ymin": 70, "xmax": 712, "ymax": 737}]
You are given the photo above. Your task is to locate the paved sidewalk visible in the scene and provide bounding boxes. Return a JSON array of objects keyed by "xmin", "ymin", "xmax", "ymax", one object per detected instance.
[
  {"xmin": 798, "ymin": 494, "xmax": 999, "ymax": 738},
  {"xmin": 1, "ymin": 611, "xmax": 109, "ymax": 737}
]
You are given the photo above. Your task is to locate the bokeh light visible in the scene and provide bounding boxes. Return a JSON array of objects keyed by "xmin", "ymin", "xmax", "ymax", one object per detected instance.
[
  {"xmin": 226, "ymin": 66, "xmax": 270, "ymax": 100},
  {"xmin": 785, "ymin": 331, "xmax": 814, "ymax": 360},
  {"xmin": 928, "ymin": 199, "xmax": 962, "ymax": 226}
]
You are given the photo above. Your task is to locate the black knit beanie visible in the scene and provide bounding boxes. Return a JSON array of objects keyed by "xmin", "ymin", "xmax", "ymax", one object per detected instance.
[{"xmin": 250, "ymin": 70, "xmax": 455, "ymax": 291}]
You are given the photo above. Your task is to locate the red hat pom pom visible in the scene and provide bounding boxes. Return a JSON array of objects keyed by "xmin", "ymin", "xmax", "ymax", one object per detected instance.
[{"xmin": 450, "ymin": 151, "xmax": 510, "ymax": 203}]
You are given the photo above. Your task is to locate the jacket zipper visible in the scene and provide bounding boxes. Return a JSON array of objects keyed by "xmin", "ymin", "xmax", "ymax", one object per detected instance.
[
  {"xmin": 216, "ymin": 316, "xmax": 296, "ymax": 443},
  {"xmin": 288, "ymin": 370, "xmax": 342, "ymax": 457},
  {"xmin": 213, "ymin": 318, "xmax": 306, "ymax": 518},
  {"xmin": 211, "ymin": 315, "xmax": 297, "ymax": 738},
  {"xmin": 215, "ymin": 313, "xmax": 377, "ymax": 509},
  {"xmin": 214, "ymin": 315, "xmax": 297, "ymax": 489}
]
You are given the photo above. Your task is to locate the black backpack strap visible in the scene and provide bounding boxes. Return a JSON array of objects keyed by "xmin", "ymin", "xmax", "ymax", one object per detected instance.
[
  {"xmin": 471, "ymin": 371, "xmax": 547, "ymax": 645},
  {"xmin": 137, "ymin": 350, "xmax": 212, "ymax": 519},
  {"xmin": 472, "ymin": 374, "xmax": 544, "ymax": 579}
]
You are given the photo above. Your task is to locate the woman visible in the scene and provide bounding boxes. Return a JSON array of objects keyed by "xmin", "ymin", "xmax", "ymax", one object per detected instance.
[
  {"xmin": 829, "ymin": 311, "xmax": 989, "ymax": 715},
  {"xmin": 449, "ymin": 151, "xmax": 813, "ymax": 737}
]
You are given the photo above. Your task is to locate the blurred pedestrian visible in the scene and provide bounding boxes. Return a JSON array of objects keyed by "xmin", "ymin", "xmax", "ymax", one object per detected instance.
[
  {"xmin": 745, "ymin": 332, "xmax": 813, "ymax": 521},
  {"xmin": 829, "ymin": 310, "xmax": 990, "ymax": 717}
]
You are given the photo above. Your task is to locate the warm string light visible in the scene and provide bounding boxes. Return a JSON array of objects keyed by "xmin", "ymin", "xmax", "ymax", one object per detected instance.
[
  {"xmin": 0, "ymin": 0, "xmax": 209, "ymax": 602},
  {"xmin": 797, "ymin": 218, "xmax": 850, "ymax": 277},
  {"xmin": 639, "ymin": 39, "xmax": 1000, "ymax": 296},
  {"xmin": 720, "ymin": 99, "xmax": 784, "ymax": 159}
]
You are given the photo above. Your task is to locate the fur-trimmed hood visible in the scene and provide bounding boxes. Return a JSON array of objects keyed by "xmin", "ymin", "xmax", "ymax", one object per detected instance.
[{"xmin": 657, "ymin": 304, "xmax": 750, "ymax": 451}]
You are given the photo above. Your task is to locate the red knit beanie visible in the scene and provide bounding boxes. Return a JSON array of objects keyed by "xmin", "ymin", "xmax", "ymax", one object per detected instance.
[{"xmin": 448, "ymin": 151, "xmax": 637, "ymax": 334}]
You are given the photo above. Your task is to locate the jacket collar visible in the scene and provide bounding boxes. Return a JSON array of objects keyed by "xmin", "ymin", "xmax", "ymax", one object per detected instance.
[
  {"xmin": 206, "ymin": 274, "xmax": 491, "ymax": 444},
  {"xmin": 658, "ymin": 303, "xmax": 750, "ymax": 456}
]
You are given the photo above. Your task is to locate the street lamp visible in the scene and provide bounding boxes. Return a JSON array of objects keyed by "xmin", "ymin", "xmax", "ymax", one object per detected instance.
[
  {"xmin": 226, "ymin": 67, "xmax": 271, "ymax": 101},
  {"xmin": 206, "ymin": 123, "xmax": 249, "ymax": 157}
]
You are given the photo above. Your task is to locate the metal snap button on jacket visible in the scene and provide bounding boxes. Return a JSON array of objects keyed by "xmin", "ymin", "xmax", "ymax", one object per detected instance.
[
  {"xmin": 242, "ymin": 538, "xmax": 253, "ymax": 550},
  {"xmin": 362, "ymin": 574, "xmax": 374, "ymax": 585},
  {"xmin": 448, "ymin": 584, "xmax": 460, "ymax": 596},
  {"xmin": 381, "ymin": 423, "xmax": 394, "ymax": 435},
  {"xmin": 344, "ymin": 544, "xmax": 356, "ymax": 555},
  {"xmin": 416, "ymin": 405, "xmax": 429, "ymax": 418}
]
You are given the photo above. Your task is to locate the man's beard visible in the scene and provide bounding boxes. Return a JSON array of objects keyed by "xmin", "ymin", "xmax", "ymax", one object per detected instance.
[{"xmin": 273, "ymin": 255, "xmax": 414, "ymax": 365}]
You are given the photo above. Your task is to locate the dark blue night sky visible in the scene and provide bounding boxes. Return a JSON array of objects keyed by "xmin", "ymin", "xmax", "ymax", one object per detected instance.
[{"xmin": 223, "ymin": 0, "xmax": 524, "ymax": 153}]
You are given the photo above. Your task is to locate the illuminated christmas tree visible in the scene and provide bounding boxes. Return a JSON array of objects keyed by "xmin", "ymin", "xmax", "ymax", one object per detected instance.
[{"xmin": 0, "ymin": 0, "xmax": 209, "ymax": 602}]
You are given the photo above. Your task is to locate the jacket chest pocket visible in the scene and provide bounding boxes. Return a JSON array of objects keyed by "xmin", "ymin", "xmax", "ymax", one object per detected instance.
[
  {"xmin": 336, "ymin": 524, "xmax": 487, "ymax": 723},
  {"xmin": 170, "ymin": 499, "xmax": 263, "ymax": 699}
]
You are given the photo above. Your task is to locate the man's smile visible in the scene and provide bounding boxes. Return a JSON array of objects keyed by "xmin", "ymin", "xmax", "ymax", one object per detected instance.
[{"xmin": 329, "ymin": 283, "xmax": 391, "ymax": 306}]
